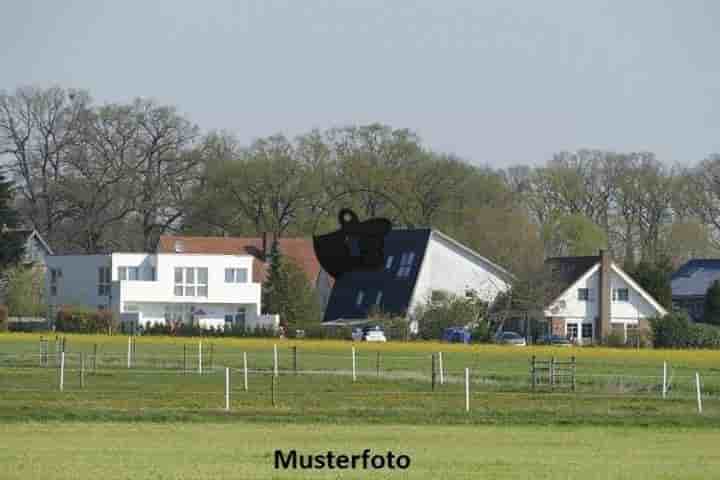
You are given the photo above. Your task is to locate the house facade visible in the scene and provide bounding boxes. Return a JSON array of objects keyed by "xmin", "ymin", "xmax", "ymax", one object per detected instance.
[
  {"xmin": 323, "ymin": 229, "xmax": 513, "ymax": 331},
  {"xmin": 158, "ymin": 235, "xmax": 333, "ymax": 311},
  {"xmin": 0, "ymin": 227, "xmax": 53, "ymax": 306},
  {"xmin": 671, "ymin": 259, "xmax": 720, "ymax": 322},
  {"xmin": 46, "ymin": 252, "xmax": 277, "ymax": 331},
  {"xmin": 544, "ymin": 251, "xmax": 667, "ymax": 344}
]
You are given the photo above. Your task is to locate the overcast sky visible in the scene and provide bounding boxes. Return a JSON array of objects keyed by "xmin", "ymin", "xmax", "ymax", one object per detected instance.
[{"xmin": 2, "ymin": 0, "xmax": 719, "ymax": 167}]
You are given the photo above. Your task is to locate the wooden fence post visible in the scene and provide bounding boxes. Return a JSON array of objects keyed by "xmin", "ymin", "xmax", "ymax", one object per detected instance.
[
  {"xmin": 662, "ymin": 361, "xmax": 667, "ymax": 399},
  {"xmin": 431, "ymin": 353, "xmax": 436, "ymax": 391},
  {"xmin": 93, "ymin": 343, "xmax": 98, "ymax": 373},
  {"xmin": 376, "ymin": 351, "xmax": 381, "ymax": 377},
  {"xmin": 696, "ymin": 372, "xmax": 703, "ymax": 414},
  {"xmin": 293, "ymin": 346, "xmax": 297, "ymax": 375},
  {"xmin": 531, "ymin": 355, "xmax": 536, "ymax": 391},
  {"xmin": 198, "ymin": 341, "xmax": 203, "ymax": 375},
  {"xmin": 550, "ymin": 356, "xmax": 556, "ymax": 390},
  {"xmin": 571, "ymin": 356, "xmax": 576, "ymax": 392},
  {"xmin": 273, "ymin": 344, "xmax": 278, "ymax": 378}
]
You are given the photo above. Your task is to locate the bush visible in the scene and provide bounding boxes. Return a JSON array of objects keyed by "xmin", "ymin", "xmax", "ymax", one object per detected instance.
[
  {"xmin": 55, "ymin": 306, "xmax": 119, "ymax": 334},
  {"xmin": 0, "ymin": 304, "xmax": 8, "ymax": 332},
  {"xmin": 606, "ymin": 330, "xmax": 626, "ymax": 347},
  {"xmin": 650, "ymin": 312, "xmax": 720, "ymax": 349}
]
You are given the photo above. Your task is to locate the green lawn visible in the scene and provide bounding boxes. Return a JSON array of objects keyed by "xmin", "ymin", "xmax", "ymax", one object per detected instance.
[{"xmin": 1, "ymin": 422, "xmax": 718, "ymax": 479}]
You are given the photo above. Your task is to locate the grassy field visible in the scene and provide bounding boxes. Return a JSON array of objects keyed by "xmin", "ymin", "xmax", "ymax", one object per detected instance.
[
  {"xmin": 1, "ymin": 422, "xmax": 719, "ymax": 479},
  {"xmin": 2, "ymin": 333, "xmax": 720, "ymax": 478}
]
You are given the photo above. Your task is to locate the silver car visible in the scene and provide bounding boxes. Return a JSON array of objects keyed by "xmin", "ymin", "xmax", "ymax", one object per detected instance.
[{"xmin": 496, "ymin": 331, "xmax": 527, "ymax": 346}]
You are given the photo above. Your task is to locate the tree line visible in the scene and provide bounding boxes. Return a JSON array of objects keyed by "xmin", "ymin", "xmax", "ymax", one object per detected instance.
[{"xmin": 2, "ymin": 86, "xmax": 719, "ymax": 278}]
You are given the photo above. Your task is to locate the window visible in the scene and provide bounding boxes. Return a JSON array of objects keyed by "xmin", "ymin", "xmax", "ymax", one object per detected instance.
[
  {"xmin": 613, "ymin": 288, "xmax": 629, "ymax": 302},
  {"xmin": 174, "ymin": 267, "xmax": 208, "ymax": 297},
  {"xmin": 375, "ymin": 291, "xmax": 383, "ymax": 306},
  {"xmin": 577, "ymin": 288, "xmax": 589, "ymax": 301},
  {"xmin": 397, "ymin": 252, "xmax": 416, "ymax": 278},
  {"xmin": 465, "ymin": 288, "xmax": 476, "ymax": 298},
  {"xmin": 234, "ymin": 308, "xmax": 246, "ymax": 325},
  {"xmin": 356, "ymin": 290, "xmax": 365, "ymax": 306},
  {"xmin": 225, "ymin": 268, "xmax": 248, "ymax": 283},
  {"xmin": 145, "ymin": 266, "xmax": 156, "ymax": 281},
  {"xmin": 582, "ymin": 323, "xmax": 592, "ymax": 338},
  {"xmin": 98, "ymin": 266, "xmax": 111, "ymax": 296},
  {"xmin": 567, "ymin": 323, "xmax": 578, "ymax": 338},
  {"xmin": 128, "ymin": 267, "xmax": 139, "ymax": 281},
  {"xmin": 385, "ymin": 256, "xmax": 394, "ymax": 270},
  {"xmin": 50, "ymin": 268, "xmax": 60, "ymax": 296},
  {"xmin": 124, "ymin": 303, "xmax": 139, "ymax": 312},
  {"xmin": 118, "ymin": 267, "xmax": 127, "ymax": 281}
]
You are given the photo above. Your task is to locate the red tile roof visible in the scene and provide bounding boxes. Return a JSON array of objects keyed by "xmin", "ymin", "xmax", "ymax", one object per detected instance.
[{"xmin": 157, "ymin": 235, "xmax": 322, "ymax": 286}]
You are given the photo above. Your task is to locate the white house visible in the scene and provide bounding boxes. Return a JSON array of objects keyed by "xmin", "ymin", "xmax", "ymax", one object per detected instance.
[
  {"xmin": 323, "ymin": 228, "xmax": 514, "ymax": 332},
  {"xmin": 544, "ymin": 251, "xmax": 667, "ymax": 344},
  {"xmin": 46, "ymin": 252, "xmax": 278, "ymax": 332}
]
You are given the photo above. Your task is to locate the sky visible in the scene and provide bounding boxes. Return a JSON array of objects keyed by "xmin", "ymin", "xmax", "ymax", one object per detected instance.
[{"xmin": 1, "ymin": 0, "xmax": 719, "ymax": 167}]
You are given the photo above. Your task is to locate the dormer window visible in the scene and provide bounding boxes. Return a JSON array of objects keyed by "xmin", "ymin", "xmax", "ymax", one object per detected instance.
[{"xmin": 397, "ymin": 252, "xmax": 415, "ymax": 278}]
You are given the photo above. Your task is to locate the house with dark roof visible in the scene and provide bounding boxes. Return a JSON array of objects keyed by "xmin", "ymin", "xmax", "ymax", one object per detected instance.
[
  {"xmin": 544, "ymin": 250, "xmax": 667, "ymax": 344},
  {"xmin": 323, "ymin": 229, "xmax": 514, "ymax": 331},
  {"xmin": 158, "ymin": 234, "xmax": 333, "ymax": 310},
  {"xmin": 671, "ymin": 259, "xmax": 720, "ymax": 322},
  {"xmin": 0, "ymin": 226, "xmax": 53, "ymax": 305}
]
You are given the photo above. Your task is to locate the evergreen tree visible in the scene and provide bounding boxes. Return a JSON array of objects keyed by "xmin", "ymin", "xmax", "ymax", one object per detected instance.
[
  {"xmin": 704, "ymin": 280, "xmax": 720, "ymax": 326},
  {"xmin": 625, "ymin": 256, "xmax": 673, "ymax": 310},
  {"xmin": 262, "ymin": 240, "xmax": 321, "ymax": 331},
  {"xmin": 0, "ymin": 172, "xmax": 24, "ymax": 269}
]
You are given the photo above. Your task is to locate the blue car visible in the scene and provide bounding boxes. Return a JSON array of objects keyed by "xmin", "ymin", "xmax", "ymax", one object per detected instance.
[{"xmin": 442, "ymin": 327, "xmax": 471, "ymax": 344}]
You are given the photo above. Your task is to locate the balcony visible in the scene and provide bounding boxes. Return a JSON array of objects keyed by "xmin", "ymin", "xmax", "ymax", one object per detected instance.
[{"xmin": 117, "ymin": 280, "xmax": 261, "ymax": 305}]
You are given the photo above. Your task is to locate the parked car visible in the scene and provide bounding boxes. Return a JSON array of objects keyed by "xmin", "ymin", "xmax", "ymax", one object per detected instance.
[
  {"xmin": 537, "ymin": 334, "xmax": 572, "ymax": 346},
  {"xmin": 352, "ymin": 325, "xmax": 387, "ymax": 342},
  {"xmin": 495, "ymin": 331, "xmax": 527, "ymax": 346},
  {"xmin": 442, "ymin": 327, "xmax": 471, "ymax": 344}
]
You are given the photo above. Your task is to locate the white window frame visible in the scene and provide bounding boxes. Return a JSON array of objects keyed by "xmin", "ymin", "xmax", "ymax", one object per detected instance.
[
  {"xmin": 174, "ymin": 267, "xmax": 208, "ymax": 297},
  {"xmin": 613, "ymin": 288, "xmax": 629, "ymax": 302},
  {"xmin": 225, "ymin": 268, "xmax": 248, "ymax": 283},
  {"xmin": 577, "ymin": 288, "xmax": 589, "ymax": 301}
]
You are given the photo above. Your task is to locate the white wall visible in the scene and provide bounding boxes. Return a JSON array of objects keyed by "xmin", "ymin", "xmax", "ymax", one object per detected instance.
[
  {"xmin": 546, "ymin": 263, "xmax": 662, "ymax": 324},
  {"xmin": 410, "ymin": 231, "xmax": 511, "ymax": 314},
  {"xmin": 47, "ymin": 253, "xmax": 264, "ymax": 328}
]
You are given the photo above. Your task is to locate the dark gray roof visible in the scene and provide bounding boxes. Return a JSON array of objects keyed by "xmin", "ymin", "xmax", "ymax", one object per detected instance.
[
  {"xmin": 671, "ymin": 259, "xmax": 720, "ymax": 297},
  {"xmin": 323, "ymin": 229, "xmax": 431, "ymax": 322}
]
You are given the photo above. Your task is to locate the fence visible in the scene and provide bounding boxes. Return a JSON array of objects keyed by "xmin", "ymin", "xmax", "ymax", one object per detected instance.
[{"xmin": 0, "ymin": 338, "xmax": 715, "ymax": 417}]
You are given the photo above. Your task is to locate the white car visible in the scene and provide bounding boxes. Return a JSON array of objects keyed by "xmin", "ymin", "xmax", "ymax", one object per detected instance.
[{"xmin": 353, "ymin": 326, "xmax": 387, "ymax": 342}]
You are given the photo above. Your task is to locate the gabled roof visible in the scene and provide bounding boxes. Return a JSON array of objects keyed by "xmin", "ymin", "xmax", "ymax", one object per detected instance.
[
  {"xmin": 157, "ymin": 235, "xmax": 322, "ymax": 285},
  {"xmin": 671, "ymin": 259, "xmax": 720, "ymax": 297},
  {"xmin": 430, "ymin": 230, "xmax": 515, "ymax": 283},
  {"xmin": 544, "ymin": 260, "xmax": 667, "ymax": 317},
  {"xmin": 2, "ymin": 228, "xmax": 54, "ymax": 256},
  {"xmin": 323, "ymin": 229, "xmax": 432, "ymax": 322}
]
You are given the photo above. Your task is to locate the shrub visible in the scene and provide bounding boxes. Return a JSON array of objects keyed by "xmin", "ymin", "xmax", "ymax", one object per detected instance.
[
  {"xmin": 0, "ymin": 304, "xmax": 8, "ymax": 332},
  {"xmin": 650, "ymin": 312, "xmax": 720, "ymax": 349},
  {"xmin": 55, "ymin": 306, "xmax": 119, "ymax": 334},
  {"xmin": 606, "ymin": 330, "xmax": 626, "ymax": 347}
]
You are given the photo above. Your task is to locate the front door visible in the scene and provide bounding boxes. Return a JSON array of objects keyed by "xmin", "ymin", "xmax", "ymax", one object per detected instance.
[{"xmin": 566, "ymin": 322, "xmax": 579, "ymax": 343}]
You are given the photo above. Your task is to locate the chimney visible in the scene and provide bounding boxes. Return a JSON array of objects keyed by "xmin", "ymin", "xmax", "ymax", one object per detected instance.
[{"xmin": 598, "ymin": 249, "xmax": 611, "ymax": 343}]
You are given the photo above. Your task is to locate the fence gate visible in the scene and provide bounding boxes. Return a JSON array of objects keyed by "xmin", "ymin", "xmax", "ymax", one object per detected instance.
[{"xmin": 530, "ymin": 356, "xmax": 576, "ymax": 391}]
